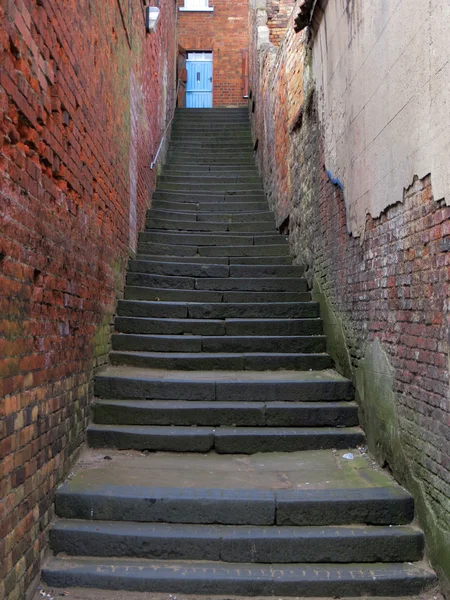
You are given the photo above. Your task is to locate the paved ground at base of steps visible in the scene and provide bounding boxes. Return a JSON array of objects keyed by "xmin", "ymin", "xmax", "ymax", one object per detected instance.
[{"xmin": 33, "ymin": 586, "xmax": 444, "ymax": 600}]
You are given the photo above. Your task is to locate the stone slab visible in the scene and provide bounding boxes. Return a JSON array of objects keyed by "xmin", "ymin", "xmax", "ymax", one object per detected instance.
[
  {"xmin": 50, "ymin": 519, "xmax": 423, "ymax": 563},
  {"xmin": 42, "ymin": 557, "xmax": 436, "ymax": 596}
]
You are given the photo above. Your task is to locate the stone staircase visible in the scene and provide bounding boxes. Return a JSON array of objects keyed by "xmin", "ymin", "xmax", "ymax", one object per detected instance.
[{"xmin": 41, "ymin": 108, "xmax": 435, "ymax": 596}]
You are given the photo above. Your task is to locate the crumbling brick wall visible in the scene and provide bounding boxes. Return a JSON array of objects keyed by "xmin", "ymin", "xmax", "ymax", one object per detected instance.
[
  {"xmin": 177, "ymin": 0, "xmax": 249, "ymax": 106},
  {"xmin": 0, "ymin": 1, "xmax": 176, "ymax": 598},
  {"xmin": 266, "ymin": 0, "xmax": 296, "ymax": 45},
  {"xmin": 249, "ymin": 0, "xmax": 450, "ymax": 593}
]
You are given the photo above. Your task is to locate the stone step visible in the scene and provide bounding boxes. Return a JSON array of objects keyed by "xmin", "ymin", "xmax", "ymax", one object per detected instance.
[
  {"xmin": 112, "ymin": 334, "xmax": 325, "ymax": 353},
  {"xmin": 156, "ymin": 176, "xmax": 263, "ymax": 189},
  {"xmin": 93, "ymin": 399, "xmax": 359, "ymax": 427},
  {"xmin": 149, "ymin": 210, "xmax": 275, "ymax": 223},
  {"xmin": 125, "ymin": 273, "xmax": 306, "ymax": 293},
  {"xmin": 147, "ymin": 208, "xmax": 275, "ymax": 223},
  {"xmin": 138, "ymin": 231, "xmax": 287, "ymax": 247},
  {"xmin": 128, "ymin": 260, "xmax": 304, "ymax": 279},
  {"xmin": 146, "ymin": 218, "xmax": 276, "ymax": 232},
  {"xmin": 153, "ymin": 189, "xmax": 265, "ymax": 200},
  {"xmin": 172, "ymin": 118, "xmax": 250, "ymax": 125},
  {"xmin": 153, "ymin": 191, "xmax": 266, "ymax": 202},
  {"xmin": 114, "ymin": 317, "xmax": 322, "ymax": 336},
  {"xmin": 54, "ymin": 449, "xmax": 414, "ymax": 525},
  {"xmin": 170, "ymin": 128, "xmax": 251, "ymax": 136},
  {"xmin": 168, "ymin": 141, "xmax": 253, "ymax": 150},
  {"xmin": 50, "ymin": 519, "xmax": 424, "ymax": 563},
  {"xmin": 159, "ymin": 174, "xmax": 261, "ymax": 184},
  {"xmin": 135, "ymin": 254, "xmax": 227, "ymax": 265},
  {"xmin": 94, "ymin": 366, "xmax": 354, "ymax": 402},
  {"xmin": 152, "ymin": 200, "xmax": 269, "ymax": 212},
  {"xmin": 136, "ymin": 242, "xmax": 290, "ymax": 257},
  {"xmin": 134, "ymin": 254, "xmax": 292, "ymax": 265},
  {"xmin": 86, "ymin": 424, "xmax": 365, "ymax": 453},
  {"xmin": 162, "ymin": 163, "xmax": 257, "ymax": 172},
  {"xmin": 109, "ymin": 350, "xmax": 333, "ymax": 372},
  {"xmin": 168, "ymin": 150, "xmax": 255, "ymax": 159},
  {"xmin": 42, "ymin": 556, "xmax": 434, "ymax": 596},
  {"xmin": 124, "ymin": 287, "xmax": 312, "ymax": 303},
  {"xmin": 168, "ymin": 157, "xmax": 256, "ymax": 166},
  {"xmin": 117, "ymin": 300, "xmax": 320, "ymax": 319}
]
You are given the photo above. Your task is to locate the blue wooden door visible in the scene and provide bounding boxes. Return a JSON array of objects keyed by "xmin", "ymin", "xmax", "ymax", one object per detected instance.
[{"xmin": 186, "ymin": 55, "xmax": 213, "ymax": 108}]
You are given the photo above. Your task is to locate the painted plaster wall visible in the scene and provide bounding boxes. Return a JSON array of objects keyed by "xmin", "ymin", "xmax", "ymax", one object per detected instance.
[
  {"xmin": 312, "ymin": 0, "xmax": 450, "ymax": 237},
  {"xmin": 0, "ymin": 1, "xmax": 176, "ymax": 598}
]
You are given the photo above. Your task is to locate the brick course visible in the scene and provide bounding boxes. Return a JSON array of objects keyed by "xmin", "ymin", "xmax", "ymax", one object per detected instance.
[
  {"xmin": 177, "ymin": 0, "xmax": 249, "ymax": 106},
  {"xmin": 250, "ymin": 0, "xmax": 450, "ymax": 592},
  {"xmin": 0, "ymin": 1, "xmax": 176, "ymax": 598}
]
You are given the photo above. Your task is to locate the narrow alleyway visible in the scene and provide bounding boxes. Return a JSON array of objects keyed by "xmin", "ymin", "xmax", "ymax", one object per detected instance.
[{"xmin": 40, "ymin": 109, "xmax": 435, "ymax": 595}]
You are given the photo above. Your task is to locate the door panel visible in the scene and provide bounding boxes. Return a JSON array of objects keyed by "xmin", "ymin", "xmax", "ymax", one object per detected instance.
[
  {"xmin": 186, "ymin": 57, "xmax": 213, "ymax": 108},
  {"xmin": 177, "ymin": 45, "xmax": 187, "ymax": 108}
]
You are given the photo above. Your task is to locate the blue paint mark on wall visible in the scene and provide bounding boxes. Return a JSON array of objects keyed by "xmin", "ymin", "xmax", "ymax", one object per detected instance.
[{"xmin": 325, "ymin": 169, "xmax": 344, "ymax": 190}]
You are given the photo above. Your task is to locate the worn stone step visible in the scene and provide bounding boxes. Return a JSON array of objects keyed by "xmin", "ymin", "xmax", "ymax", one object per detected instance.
[
  {"xmin": 94, "ymin": 366, "xmax": 354, "ymax": 402},
  {"xmin": 135, "ymin": 254, "xmax": 292, "ymax": 266},
  {"xmin": 124, "ymin": 287, "xmax": 312, "ymax": 303},
  {"xmin": 167, "ymin": 152, "xmax": 255, "ymax": 161},
  {"xmin": 135, "ymin": 254, "xmax": 230, "ymax": 265},
  {"xmin": 134, "ymin": 254, "xmax": 291, "ymax": 266},
  {"xmin": 170, "ymin": 129, "xmax": 251, "ymax": 137},
  {"xmin": 117, "ymin": 300, "xmax": 320, "ymax": 319},
  {"xmin": 157, "ymin": 182, "xmax": 263, "ymax": 193},
  {"xmin": 114, "ymin": 317, "xmax": 321, "ymax": 336},
  {"xmin": 86, "ymin": 424, "xmax": 365, "ymax": 453},
  {"xmin": 129, "ymin": 260, "xmax": 229, "ymax": 278},
  {"xmin": 161, "ymin": 167, "xmax": 258, "ymax": 176},
  {"xmin": 136, "ymin": 242, "xmax": 289, "ymax": 257},
  {"xmin": 162, "ymin": 163, "xmax": 257, "ymax": 172},
  {"xmin": 138, "ymin": 231, "xmax": 285, "ymax": 247},
  {"xmin": 168, "ymin": 157, "xmax": 256, "ymax": 166},
  {"xmin": 112, "ymin": 333, "xmax": 326, "ymax": 354},
  {"xmin": 41, "ymin": 556, "xmax": 436, "ymax": 596},
  {"xmin": 154, "ymin": 188, "xmax": 265, "ymax": 199},
  {"xmin": 153, "ymin": 191, "xmax": 266, "ymax": 202},
  {"xmin": 128, "ymin": 260, "xmax": 304, "ymax": 279},
  {"xmin": 93, "ymin": 399, "xmax": 359, "ymax": 427},
  {"xmin": 228, "ymin": 255, "xmax": 292, "ymax": 264},
  {"xmin": 168, "ymin": 142, "xmax": 254, "ymax": 150},
  {"xmin": 50, "ymin": 519, "xmax": 424, "ymax": 563},
  {"xmin": 109, "ymin": 350, "xmax": 333, "ymax": 372},
  {"xmin": 126, "ymin": 273, "xmax": 306, "ymax": 293},
  {"xmin": 148, "ymin": 210, "xmax": 275, "ymax": 223},
  {"xmin": 112, "ymin": 334, "xmax": 326, "ymax": 354},
  {"xmin": 146, "ymin": 218, "xmax": 275, "ymax": 232},
  {"xmin": 152, "ymin": 200, "xmax": 269, "ymax": 212},
  {"xmin": 55, "ymin": 448, "xmax": 414, "ymax": 524}
]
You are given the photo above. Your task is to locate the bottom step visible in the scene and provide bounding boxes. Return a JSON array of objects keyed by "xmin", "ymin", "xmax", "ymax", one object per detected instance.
[{"xmin": 42, "ymin": 556, "xmax": 435, "ymax": 596}]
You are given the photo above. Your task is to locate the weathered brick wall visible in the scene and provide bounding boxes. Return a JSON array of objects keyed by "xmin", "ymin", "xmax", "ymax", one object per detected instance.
[
  {"xmin": 249, "ymin": 1, "xmax": 450, "ymax": 593},
  {"xmin": 266, "ymin": 0, "xmax": 295, "ymax": 45},
  {"xmin": 0, "ymin": 1, "xmax": 176, "ymax": 598},
  {"xmin": 177, "ymin": 0, "xmax": 249, "ymax": 106}
]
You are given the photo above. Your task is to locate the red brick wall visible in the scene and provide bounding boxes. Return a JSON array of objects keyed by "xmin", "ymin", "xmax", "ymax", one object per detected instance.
[
  {"xmin": 0, "ymin": 1, "xmax": 176, "ymax": 598},
  {"xmin": 177, "ymin": 0, "xmax": 249, "ymax": 106},
  {"xmin": 249, "ymin": 1, "xmax": 450, "ymax": 593}
]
